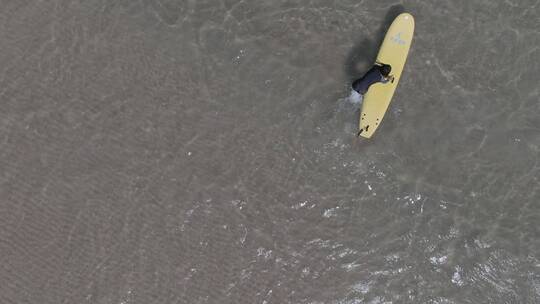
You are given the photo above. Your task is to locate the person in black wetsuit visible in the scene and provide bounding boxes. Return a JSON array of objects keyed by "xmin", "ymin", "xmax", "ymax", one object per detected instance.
[{"xmin": 352, "ymin": 62, "xmax": 394, "ymax": 95}]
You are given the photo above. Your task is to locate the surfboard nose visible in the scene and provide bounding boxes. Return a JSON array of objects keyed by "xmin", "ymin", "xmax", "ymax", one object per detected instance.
[{"xmin": 399, "ymin": 13, "xmax": 415, "ymax": 25}]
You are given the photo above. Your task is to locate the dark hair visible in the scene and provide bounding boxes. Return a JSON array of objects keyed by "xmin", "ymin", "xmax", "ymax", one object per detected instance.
[{"xmin": 380, "ymin": 64, "xmax": 392, "ymax": 76}]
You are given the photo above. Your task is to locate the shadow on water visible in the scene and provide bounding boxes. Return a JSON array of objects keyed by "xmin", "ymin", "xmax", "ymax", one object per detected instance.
[{"xmin": 344, "ymin": 5, "xmax": 405, "ymax": 84}]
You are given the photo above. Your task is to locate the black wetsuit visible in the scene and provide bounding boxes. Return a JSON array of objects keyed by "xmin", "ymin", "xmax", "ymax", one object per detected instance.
[{"xmin": 352, "ymin": 65, "xmax": 389, "ymax": 95}]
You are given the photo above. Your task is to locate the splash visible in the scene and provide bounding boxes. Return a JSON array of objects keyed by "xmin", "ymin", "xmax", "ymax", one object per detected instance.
[{"xmin": 348, "ymin": 90, "xmax": 363, "ymax": 105}]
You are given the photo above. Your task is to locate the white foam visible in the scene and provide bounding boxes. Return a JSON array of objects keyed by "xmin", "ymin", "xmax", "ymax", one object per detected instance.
[
  {"xmin": 452, "ymin": 266, "xmax": 465, "ymax": 286},
  {"xmin": 348, "ymin": 90, "xmax": 363, "ymax": 105}
]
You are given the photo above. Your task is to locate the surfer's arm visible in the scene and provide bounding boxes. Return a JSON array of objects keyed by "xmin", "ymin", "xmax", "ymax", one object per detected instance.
[
  {"xmin": 381, "ymin": 75, "xmax": 394, "ymax": 84},
  {"xmin": 385, "ymin": 75, "xmax": 395, "ymax": 83}
]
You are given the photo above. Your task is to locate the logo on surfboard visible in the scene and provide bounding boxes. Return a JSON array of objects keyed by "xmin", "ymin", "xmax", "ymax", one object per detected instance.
[{"xmin": 391, "ymin": 32, "xmax": 406, "ymax": 45}]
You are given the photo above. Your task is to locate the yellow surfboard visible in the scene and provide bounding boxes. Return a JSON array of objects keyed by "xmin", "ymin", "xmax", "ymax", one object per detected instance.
[{"xmin": 358, "ymin": 13, "xmax": 415, "ymax": 138}]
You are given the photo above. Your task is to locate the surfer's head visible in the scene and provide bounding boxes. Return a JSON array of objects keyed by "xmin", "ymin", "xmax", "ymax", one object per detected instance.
[{"xmin": 380, "ymin": 64, "xmax": 392, "ymax": 77}]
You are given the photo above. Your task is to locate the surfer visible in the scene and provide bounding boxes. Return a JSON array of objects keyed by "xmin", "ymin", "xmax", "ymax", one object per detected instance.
[{"xmin": 352, "ymin": 62, "xmax": 395, "ymax": 96}]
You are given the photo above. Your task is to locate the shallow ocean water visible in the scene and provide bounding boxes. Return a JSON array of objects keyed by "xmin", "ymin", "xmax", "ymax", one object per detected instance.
[{"xmin": 0, "ymin": 1, "xmax": 539, "ymax": 303}]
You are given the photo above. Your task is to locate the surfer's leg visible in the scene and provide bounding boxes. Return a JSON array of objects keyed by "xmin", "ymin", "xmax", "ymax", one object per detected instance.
[{"xmin": 351, "ymin": 79, "xmax": 361, "ymax": 94}]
